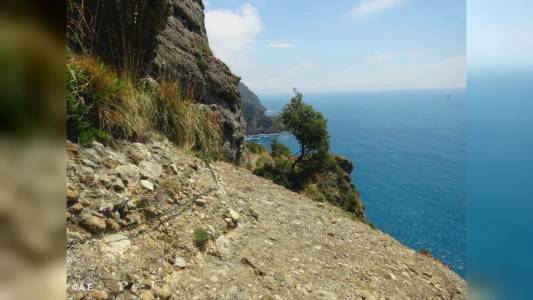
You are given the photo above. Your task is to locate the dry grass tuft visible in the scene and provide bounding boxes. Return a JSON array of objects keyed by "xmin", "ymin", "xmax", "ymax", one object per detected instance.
[
  {"xmin": 69, "ymin": 55, "xmax": 148, "ymax": 139},
  {"xmin": 67, "ymin": 54, "xmax": 223, "ymax": 158},
  {"xmin": 150, "ymin": 81, "xmax": 222, "ymax": 157}
]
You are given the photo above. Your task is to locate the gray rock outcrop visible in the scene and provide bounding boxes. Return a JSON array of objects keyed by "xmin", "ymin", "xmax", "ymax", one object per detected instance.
[
  {"xmin": 68, "ymin": 0, "xmax": 246, "ymax": 163},
  {"xmin": 239, "ymin": 82, "xmax": 278, "ymax": 135}
]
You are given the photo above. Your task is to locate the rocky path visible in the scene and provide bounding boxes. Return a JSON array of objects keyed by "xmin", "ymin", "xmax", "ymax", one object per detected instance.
[{"xmin": 66, "ymin": 139, "xmax": 466, "ymax": 300}]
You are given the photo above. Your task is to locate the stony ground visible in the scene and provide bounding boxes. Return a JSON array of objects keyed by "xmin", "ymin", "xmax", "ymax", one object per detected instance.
[{"xmin": 66, "ymin": 138, "xmax": 466, "ymax": 300}]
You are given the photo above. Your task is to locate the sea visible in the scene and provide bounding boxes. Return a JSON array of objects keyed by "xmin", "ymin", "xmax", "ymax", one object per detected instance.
[{"xmin": 246, "ymin": 89, "xmax": 466, "ymax": 277}]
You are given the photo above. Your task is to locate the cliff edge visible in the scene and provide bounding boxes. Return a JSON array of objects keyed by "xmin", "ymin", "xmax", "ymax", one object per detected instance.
[
  {"xmin": 67, "ymin": 139, "xmax": 466, "ymax": 299},
  {"xmin": 239, "ymin": 82, "xmax": 278, "ymax": 135}
]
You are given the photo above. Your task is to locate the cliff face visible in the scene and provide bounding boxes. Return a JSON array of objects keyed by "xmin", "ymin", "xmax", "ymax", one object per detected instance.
[
  {"xmin": 66, "ymin": 139, "xmax": 466, "ymax": 299},
  {"xmin": 149, "ymin": 0, "xmax": 246, "ymax": 163},
  {"xmin": 68, "ymin": 0, "xmax": 246, "ymax": 163},
  {"xmin": 239, "ymin": 82, "xmax": 277, "ymax": 135}
]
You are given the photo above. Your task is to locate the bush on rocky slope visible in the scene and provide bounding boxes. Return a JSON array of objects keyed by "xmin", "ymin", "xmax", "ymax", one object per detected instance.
[{"xmin": 251, "ymin": 142, "xmax": 365, "ymax": 221}]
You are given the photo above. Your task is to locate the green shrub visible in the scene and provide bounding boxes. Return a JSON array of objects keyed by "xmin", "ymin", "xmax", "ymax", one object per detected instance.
[
  {"xmin": 67, "ymin": 63, "xmax": 109, "ymax": 145},
  {"xmin": 254, "ymin": 156, "xmax": 270, "ymax": 170},
  {"xmin": 254, "ymin": 156, "xmax": 294, "ymax": 189},
  {"xmin": 246, "ymin": 142, "xmax": 265, "ymax": 154},
  {"xmin": 271, "ymin": 139, "xmax": 291, "ymax": 158},
  {"xmin": 193, "ymin": 227, "xmax": 208, "ymax": 250},
  {"xmin": 278, "ymin": 89, "xmax": 329, "ymax": 170},
  {"xmin": 196, "ymin": 58, "xmax": 208, "ymax": 73},
  {"xmin": 193, "ymin": 40, "xmax": 213, "ymax": 56},
  {"xmin": 304, "ymin": 184, "xmax": 326, "ymax": 202},
  {"xmin": 366, "ymin": 221, "xmax": 377, "ymax": 230}
]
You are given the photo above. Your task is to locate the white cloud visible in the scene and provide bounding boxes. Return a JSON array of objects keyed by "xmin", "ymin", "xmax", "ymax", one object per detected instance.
[
  {"xmin": 368, "ymin": 53, "xmax": 395, "ymax": 63},
  {"xmin": 351, "ymin": 0, "xmax": 405, "ymax": 15},
  {"xmin": 205, "ymin": 4, "xmax": 263, "ymax": 62},
  {"xmin": 267, "ymin": 43, "xmax": 296, "ymax": 48}
]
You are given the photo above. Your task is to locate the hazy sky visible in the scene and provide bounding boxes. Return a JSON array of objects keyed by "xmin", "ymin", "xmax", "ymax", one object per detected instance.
[
  {"xmin": 468, "ymin": 0, "xmax": 533, "ymax": 70},
  {"xmin": 205, "ymin": 0, "xmax": 465, "ymax": 94}
]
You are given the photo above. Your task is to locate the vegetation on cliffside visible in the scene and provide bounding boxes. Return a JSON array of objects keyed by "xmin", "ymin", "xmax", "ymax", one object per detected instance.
[
  {"xmin": 67, "ymin": 54, "xmax": 224, "ymax": 159},
  {"xmin": 67, "ymin": 0, "xmax": 247, "ymax": 163},
  {"xmin": 248, "ymin": 91, "xmax": 365, "ymax": 221}
]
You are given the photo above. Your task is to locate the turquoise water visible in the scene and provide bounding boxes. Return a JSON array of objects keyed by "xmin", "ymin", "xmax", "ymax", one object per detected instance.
[{"xmin": 247, "ymin": 89, "xmax": 466, "ymax": 277}]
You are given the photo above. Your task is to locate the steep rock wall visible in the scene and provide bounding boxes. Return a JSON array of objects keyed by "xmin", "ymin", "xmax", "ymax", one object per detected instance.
[
  {"xmin": 239, "ymin": 82, "xmax": 278, "ymax": 135},
  {"xmin": 67, "ymin": 0, "xmax": 246, "ymax": 163}
]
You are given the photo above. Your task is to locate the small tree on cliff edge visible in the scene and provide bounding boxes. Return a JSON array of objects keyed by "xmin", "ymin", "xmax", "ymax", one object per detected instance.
[{"xmin": 279, "ymin": 89, "xmax": 330, "ymax": 171}]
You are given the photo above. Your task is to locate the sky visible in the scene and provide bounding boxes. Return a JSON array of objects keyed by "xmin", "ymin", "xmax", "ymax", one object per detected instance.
[
  {"xmin": 204, "ymin": 0, "xmax": 465, "ymax": 94},
  {"xmin": 468, "ymin": 0, "xmax": 533, "ymax": 71}
]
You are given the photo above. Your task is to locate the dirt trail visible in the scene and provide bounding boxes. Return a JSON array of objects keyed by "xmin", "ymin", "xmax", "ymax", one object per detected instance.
[{"xmin": 67, "ymin": 139, "xmax": 466, "ymax": 300}]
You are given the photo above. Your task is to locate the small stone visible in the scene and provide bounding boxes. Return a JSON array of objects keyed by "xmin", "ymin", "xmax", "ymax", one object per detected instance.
[
  {"xmin": 140, "ymin": 180, "xmax": 154, "ymax": 191},
  {"xmin": 85, "ymin": 148, "xmax": 102, "ymax": 162},
  {"xmin": 111, "ymin": 177, "xmax": 125, "ymax": 192},
  {"xmin": 71, "ymin": 202, "xmax": 84, "ymax": 212},
  {"xmin": 140, "ymin": 76, "xmax": 160, "ymax": 90},
  {"xmin": 82, "ymin": 158, "xmax": 98, "ymax": 168},
  {"xmin": 314, "ymin": 290, "xmax": 337, "ymax": 300},
  {"xmin": 115, "ymin": 165, "xmax": 141, "ymax": 185},
  {"xmin": 139, "ymin": 290, "xmax": 154, "ymax": 300},
  {"xmin": 248, "ymin": 208, "xmax": 259, "ymax": 220},
  {"xmin": 80, "ymin": 209, "xmax": 106, "ymax": 233},
  {"xmin": 99, "ymin": 176, "xmax": 111, "ymax": 188},
  {"xmin": 194, "ymin": 198, "xmax": 207, "ymax": 206},
  {"xmin": 67, "ymin": 141, "xmax": 78, "ymax": 153},
  {"xmin": 139, "ymin": 160, "xmax": 163, "ymax": 179},
  {"xmin": 169, "ymin": 164, "xmax": 179, "ymax": 175},
  {"xmin": 103, "ymin": 279, "xmax": 123, "ymax": 295},
  {"xmin": 207, "ymin": 225, "xmax": 216, "ymax": 238},
  {"xmin": 155, "ymin": 285, "xmax": 172, "ymax": 300},
  {"xmin": 126, "ymin": 200, "xmax": 137, "ymax": 210},
  {"xmin": 66, "ymin": 189, "xmax": 79, "ymax": 203},
  {"xmin": 101, "ymin": 234, "xmax": 131, "ymax": 257},
  {"xmin": 228, "ymin": 208, "xmax": 240, "ymax": 223},
  {"xmin": 89, "ymin": 290, "xmax": 108, "ymax": 300},
  {"xmin": 143, "ymin": 206, "xmax": 158, "ymax": 218},
  {"xmin": 103, "ymin": 158, "xmax": 114, "ymax": 169},
  {"xmin": 91, "ymin": 141, "xmax": 105, "ymax": 151},
  {"xmin": 125, "ymin": 212, "xmax": 142, "ymax": 224},
  {"xmin": 174, "ymin": 256, "xmax": 187, "ymax": 269},
  {"xmin": 129, "ymin": 143, "xmax": 152, "ymax": 163},
  {"xmin": 78, "ymin": 166, "xmax": 96, "ymax": 185},
  {"xmin": 106, "ymin": 219, "xmax": 121, "ymax": 231}
]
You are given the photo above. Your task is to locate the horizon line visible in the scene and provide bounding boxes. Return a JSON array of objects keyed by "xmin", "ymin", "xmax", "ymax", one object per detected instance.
[{"xmin": 253, "ymin": 85, "xmax": 466, "ymax": 96}]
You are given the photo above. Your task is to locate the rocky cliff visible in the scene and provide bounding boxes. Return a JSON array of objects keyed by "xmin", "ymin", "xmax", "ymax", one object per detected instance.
[
  {"xmin": 66, "ymin": 139, "xmax": 466, "ymax": 299},
  {"xmin": 67, "ymin": 0, "xmax": 246, "ymax": 163},
  {"xmin": 239, "ymin": 82, "xmax": 278, "ymax": 135}
]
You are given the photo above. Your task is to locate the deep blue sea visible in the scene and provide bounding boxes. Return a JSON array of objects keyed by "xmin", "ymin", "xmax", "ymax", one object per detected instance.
[
  {"xmin": 247, "ymin": 89, "xmax": 466, "ymax": 277},
  {"xmin": 468, "ymin": 70, "xmax": 533, "ymax": 299}
]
